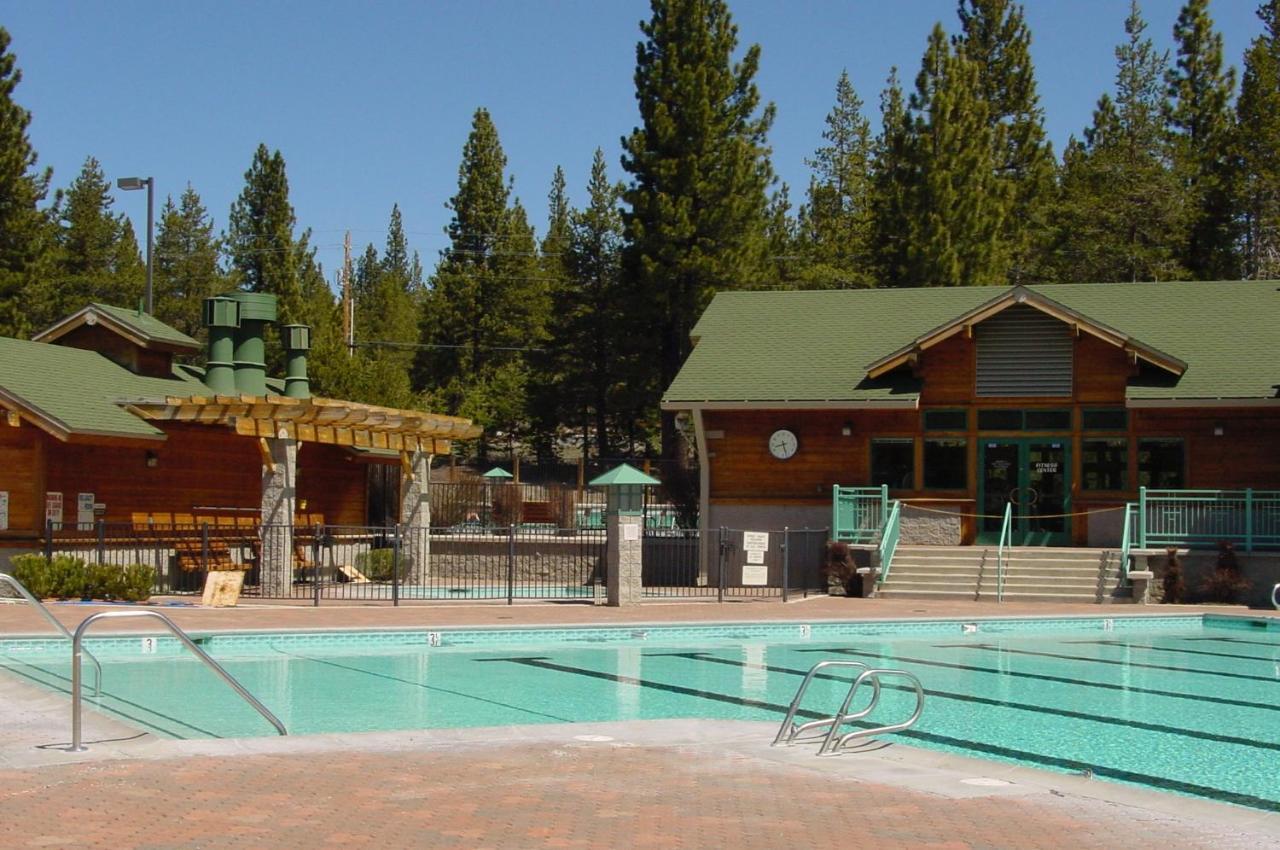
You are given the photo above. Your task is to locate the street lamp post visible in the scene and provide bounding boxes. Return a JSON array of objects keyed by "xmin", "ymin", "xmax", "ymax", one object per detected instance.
[{"xmin": 116, "ymin": 176, "xmax": 154, "ymax": 314}]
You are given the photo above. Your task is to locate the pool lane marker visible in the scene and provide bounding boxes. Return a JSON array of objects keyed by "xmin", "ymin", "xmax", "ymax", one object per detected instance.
[
  {"xmin": 480, "ymin": 653, "xmax": 1280, "ymax": 813},
  {"xmin": 1064, "ymin": 639, "xmax": 1280, "ymax": 664},
  {"xmin": 930, "ymin": 643, "xmax": 1280, "ymax": 685},
  {"xmin": 652, "ymin": 651, "xmax": 1280, "ymax": 755},
  {"xmin": 1181, "ymin": 635, "xmax": 1280, "ymax": 648}
]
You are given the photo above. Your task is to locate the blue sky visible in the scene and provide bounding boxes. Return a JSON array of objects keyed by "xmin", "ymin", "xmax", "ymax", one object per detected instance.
[{"xmin": 1, "ymin": 1, "xmax": 1267, "ymax": 283}]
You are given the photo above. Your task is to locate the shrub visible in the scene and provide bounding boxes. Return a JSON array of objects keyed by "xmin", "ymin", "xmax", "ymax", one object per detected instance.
[
  {"xmin": 355, "ymin": 548, "xmax": 404, "ymax": 582},
  {"xmin": 10, "ymin": 553, "xmax": 57, "ymax": 599},
  {"xmin": 7, "ymin": 555, "xmax": 152, "ymax": 601},
  {"xmin": 119, "ymin": 564, "xmax": 155, "ymax": 602},
  {"xmin": 1160, "ymin": 547, "xmax": 1185, "ymax": 604},
  {"xmin": 1201, "ymin": 541, "xmax": 1250, "ymax": 604}
]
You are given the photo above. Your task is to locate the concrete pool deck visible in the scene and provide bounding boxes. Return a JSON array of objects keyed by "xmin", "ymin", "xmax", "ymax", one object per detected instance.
[{"xmin": 1, "ymin": 596, "xmax": 1278, "ymax": 848}]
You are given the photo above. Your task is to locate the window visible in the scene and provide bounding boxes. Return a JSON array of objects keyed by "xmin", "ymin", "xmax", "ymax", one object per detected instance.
[
  {"xmin": 1083, "ymin": 408, "xmax": 1127, "ymax": 431},
  {"xmin": 924, "ymin": 439, "xmax": 967, "ymax": 490},
  {"xmin": 1024, "ymin": 409, "xmax": 1071, "ymax": 430},
  {"xmin": 1139, "ymin": 439, "xmax": 1184, "ymax": 488},
  {"xmin": 923, "ymin": 409, "xmax": 967, "ymax": 431},
  {"xmin": 1082, "ymin": 439, "xmax": 1127, "ymax": 491},
  {"xmin": 977, "ymin": 409, "xmax": 1022, "ymax": 430},
  {"xmin": 871, "ymin": 439, "xmax": 915, "ymax": 490},
  {"xmin": 976, "ymin": 409, "xmax": 1071, "ymax": 431}
]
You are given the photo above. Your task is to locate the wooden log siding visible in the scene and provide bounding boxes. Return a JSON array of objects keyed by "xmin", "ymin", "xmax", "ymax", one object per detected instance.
[{"xmin": 0, "ymin": 423, "xmax": 44, "ymax": 536}]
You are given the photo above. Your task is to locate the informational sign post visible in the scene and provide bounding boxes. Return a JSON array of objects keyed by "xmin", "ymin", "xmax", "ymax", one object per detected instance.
[{"xmin": 44, "ymin": 492, "xmax": 63, "ymax": 531}]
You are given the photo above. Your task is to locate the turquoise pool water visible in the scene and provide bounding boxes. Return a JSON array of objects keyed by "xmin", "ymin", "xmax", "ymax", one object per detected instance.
[{"xmin": 3, "ymin": 614, "xmax": 1279, "ymax": 812}]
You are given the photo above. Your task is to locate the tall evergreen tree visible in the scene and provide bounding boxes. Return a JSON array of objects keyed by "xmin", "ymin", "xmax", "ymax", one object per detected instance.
[
  {"xmin": 1166, "ymin": 0, "xmax": 1238, "ymax": 278},
  {"xmin": 869, "ymin": 68, "xmax": 912, "ymax": 286},
  {"xmin": 225, "ymin": 145, "xmax": 302, "ymax": 324},
  {"xmin": 527, "ymin": 166, "xmax": 573, "ymax": 460},
  {"xmin": 1236, "ymin": 0, "xmax": 1280, "ymax": 278},
  {"xmin": 0, "ymin": 27, "xmax": 54, "ymax": 338},
  {"xmin": 798, "ymin": 70, "xmax": 873, "ymax": 287},
  {"xmin": 1052, "ymin": 2, "xmax": 1188, "ymax": 282},
  {"xmin": 33, "ymin": 156, "xmax": 144, "ymax": 327},
  {"xmin": 153, "ymin": 184, "xmax": 224, "ymax": 340},
  {"xmin": 621, "ymin": 0, "xmax": 775, "ymax": 459},
  {"xmin": 762, "ymin": 182, "xmax": 805, "ymax": 287},
  {"xmin": 955, "ymin": 0, "xmax": 1055, "ymax": 282},
  {"xmin": 419, "ymin": 108, "xmax": 549, "ymax": 455},
  {"xmin": 901, "ymin": 24, "xmax": 1005, "ymax": 286}
]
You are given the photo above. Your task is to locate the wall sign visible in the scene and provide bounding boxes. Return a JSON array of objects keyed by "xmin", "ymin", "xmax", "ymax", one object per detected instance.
[
  {"xmin": 741, "ymin": 563, "xmax": 768, "ymax": 586},
  {"xmin": 44, "ymin": 492, "xmax": 63, "ymax": 530},
  {"xmin": 742, "ymin": 531, "xmax": 769, "ymax": 552},
  {"xmin": 745, "ymin": 549, "xmax": 765, "ymax": 565},
  {"xmin": 0, "ymin": 491, "xmax": 8, "ymax": 531},
  {"xmin": 77, "ymin": 493, "xmax": 95, "ymax": 530}
]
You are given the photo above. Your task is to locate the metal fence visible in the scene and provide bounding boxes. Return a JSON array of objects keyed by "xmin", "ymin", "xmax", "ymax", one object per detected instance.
[
  {"xmin": 1135, "ymin": 488, "xmax": 1280, "ymax": 551},
  {"xmin": 832, "ymin": 485, "xmax": 889, "ymax": 543},
  {"xmin": 710, "ymin": 527, "xmax": 829, "ymax": 601}
]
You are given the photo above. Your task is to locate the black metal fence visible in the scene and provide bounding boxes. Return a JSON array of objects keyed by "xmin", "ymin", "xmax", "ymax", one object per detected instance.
[{"xmin": 38, "ymin": 520, "xmax": 829, "ymax": 604}]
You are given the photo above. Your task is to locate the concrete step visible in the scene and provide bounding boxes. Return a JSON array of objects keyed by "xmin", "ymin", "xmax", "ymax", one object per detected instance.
[{"xmin": 878, "ymin": 588, "xmax": 980, "ymax": 600}]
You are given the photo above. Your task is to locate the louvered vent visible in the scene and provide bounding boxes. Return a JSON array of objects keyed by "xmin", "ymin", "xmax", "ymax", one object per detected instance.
[{"xmin": 975, "ymin": 305, "xmax": 1072, "ymax": 397}]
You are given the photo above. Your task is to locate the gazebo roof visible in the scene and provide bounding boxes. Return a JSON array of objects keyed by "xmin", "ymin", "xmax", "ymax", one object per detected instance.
[
  {"xmin": 589, "ymin": 463, "xmax": 662, "ymax": 487},
  {"xmin": 482, "ymin": 466, "xmax": 514, "ymax": 479}
]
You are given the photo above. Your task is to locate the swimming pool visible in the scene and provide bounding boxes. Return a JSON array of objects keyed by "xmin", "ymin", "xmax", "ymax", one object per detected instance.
[{"xmin": 3, "ymin": 614, "xmax": 1278, "ymax": 812}]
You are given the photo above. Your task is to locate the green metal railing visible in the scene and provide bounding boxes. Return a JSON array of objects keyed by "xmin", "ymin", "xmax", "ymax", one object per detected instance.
[
  {"xmin": 876, "ymin": 500, "xmax": 902, "ymax": 589},
  {"xmin": 995, "ymin": 501, "xmax": 1012, "ymax": 603},
  {"xmin": 1132, "ymin": 487, "xmax": 1280, "ymax": 552},
  {"xmin": 832, "ymin": 485, "xmax": 888, "ymax": 543}
]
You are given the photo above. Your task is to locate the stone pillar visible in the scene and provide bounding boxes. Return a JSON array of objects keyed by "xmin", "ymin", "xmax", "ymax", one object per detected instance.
[
  {"xmin": 607, "ymin": 513, "xmax": 643, "ymax": 606},
  {"xmin": 1128, "ymin": 570, "xmax": 1153, "ymax": 604},
  {"xmin": 259, "ymin": 436, "xmax": 296, "ymax": 597},
  {"xmin": 400, "ymin": 450, "xmax": 432, "ymax": 584}
]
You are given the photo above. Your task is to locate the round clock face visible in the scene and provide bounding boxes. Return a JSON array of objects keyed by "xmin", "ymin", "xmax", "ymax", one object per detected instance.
[{"xmin": 768, "ymin": 429, "xmax": 798, "ymax": 460}]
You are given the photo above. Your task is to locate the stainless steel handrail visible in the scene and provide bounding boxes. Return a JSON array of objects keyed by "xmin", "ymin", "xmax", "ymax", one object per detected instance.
[
  {"xmin": 69, "ymin": 610, "xmax": 286, "ymax": 751},
  {"xmin": 1272, "ymin": 583, "xmax": 1280, "ymax": 611},
  {"xmin": 772, "ymin": 660, "xmax": 875, "ymax": 746},
  {"xmin": 0, "ymin": 572, "xmax": 101, "ymax": 696},
  {"xmin": 819, "ymin": 668, "xmax": 925, "ymax": 755}
]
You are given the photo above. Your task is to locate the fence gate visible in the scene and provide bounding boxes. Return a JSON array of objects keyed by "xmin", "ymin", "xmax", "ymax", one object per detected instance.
[{"xmin": 715, "ymin": 527, "xmax": 829, "ymax": 601}]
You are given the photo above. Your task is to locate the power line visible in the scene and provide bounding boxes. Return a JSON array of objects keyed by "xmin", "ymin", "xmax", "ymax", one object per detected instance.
[{"xmin": 356, "ymin": 339, "xmax": 547, "ymax": 353}]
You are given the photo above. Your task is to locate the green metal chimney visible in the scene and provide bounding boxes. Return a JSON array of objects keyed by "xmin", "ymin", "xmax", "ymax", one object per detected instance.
[
  {"xmin": 202, "ymin": 296, "xmax": 240, "ymax": 395},
  {"xmin": 228, "ymin": 292, "xmax": 277, "ymax": 397},
  {"xmin": 282, "ymin": 324, "xmax": 311, "ymax": 399}
]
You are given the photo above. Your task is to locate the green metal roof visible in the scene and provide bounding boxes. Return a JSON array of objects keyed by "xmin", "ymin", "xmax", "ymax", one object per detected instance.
[
  {"xmin": 482, "ymin": 466, "xmax": 514, "ymax": 479},
  {"xmin": 664, "ymin": 281, "xmax": 1280, "ymax": 404},
  {"xmin": 589, "ymin": 463, "xmax": 662, "ymax": 487},
  {"xmin": 0, "ymin": 336, "xmax": 212, "ymax": 439}
]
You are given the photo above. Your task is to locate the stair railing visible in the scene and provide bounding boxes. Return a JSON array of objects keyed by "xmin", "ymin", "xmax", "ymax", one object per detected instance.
[
  {"xmin": 996, "ymin": 502, "xmax": 1012, "ymax": 603},
  {"xmin": 875, "ymin": 500, "xmax": 902, "ymax": 590}
]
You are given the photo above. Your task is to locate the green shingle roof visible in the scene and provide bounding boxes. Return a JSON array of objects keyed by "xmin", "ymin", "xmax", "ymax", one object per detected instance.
[
  {"xmin": 0, "ymin": 337, "xmax": 212, "ymax": 438},
  {"xmin": 33, "ymin": 303, "xmax": 201, "ymax": 351},
  {"xmin": 663, "ymin": 281, "xmax": 1280, "ymax": 404}
]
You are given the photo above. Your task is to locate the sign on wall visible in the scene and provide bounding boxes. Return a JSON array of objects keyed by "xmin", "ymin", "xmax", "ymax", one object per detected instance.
[
  {"xmin": 742, "ymin": 531, "xmax": 769, "ymax": 552},
  {"xmin": 44, "ymin": 492, "xmax": 63, "ymax": 530},
  {"xmin": 77, "ymin": 493, "xmax": 95, "ymax": 530},
  {"xmin": 741, "ymin": 563, "xmax": 768, "ymax": 586},
  {"xmin": 0, "ymin": 491, "xmax": 8, "ymax": 532}
]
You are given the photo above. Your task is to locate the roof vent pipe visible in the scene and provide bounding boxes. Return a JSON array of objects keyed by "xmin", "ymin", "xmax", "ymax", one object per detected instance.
[
  {"xmin": 228, "ymin": 292, "xmax": 277, "ymax": 397},
  {"xmin": 202, "ymin": 296, "xmax": 240, "ymax": 395},
  {"xmin": 282, "ymin": 324, "xmax": 311, "ymax": 399}
]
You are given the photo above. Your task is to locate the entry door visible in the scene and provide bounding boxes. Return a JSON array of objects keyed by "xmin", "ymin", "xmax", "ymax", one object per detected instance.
[{"xmin": 979, "ymin": 440, "xmax": 1071, "ymax": 546}]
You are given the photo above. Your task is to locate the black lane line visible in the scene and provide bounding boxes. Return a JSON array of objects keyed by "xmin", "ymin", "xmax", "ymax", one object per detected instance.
[
  {"xmin": 0, "ymin": 659, "xmax": 223, "ymax": 739},
  {"xmin": 1182, "ymin": 636, "xmax": 1280, "ymax": 648},
  {"xmin": 791, "ymin": 647, "xmax": 1280, "ymax": 714},
  {"xmin": 951, "ymin": 643, "xmax": 1280, "ymax": 684},
  {"xmin": 650, "ymin": 651, "xmax": 1280, "ymax": 755},
  {"xmin": 273, "ymin": 649, "xmax": 574, "ymax": 723},
  {"xmin": 484, "ymin": 654, "xmax": 1280, "ymax": 813},
  {"xmin": 1065, "ymin": 639, "xmax": 1280, "ymax": 664}
]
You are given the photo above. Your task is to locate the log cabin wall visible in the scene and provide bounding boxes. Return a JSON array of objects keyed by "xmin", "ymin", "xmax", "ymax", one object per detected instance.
[
  {"xmin": 700, "ymin": 320, "xmax": 1280, "ymax": 547},
  {"xmin": 296, "ymin": 443, "xmax": 374, "ymax": 527},
  {"xmin": 0, "ymin": 424, "xmax": 44, "ymax": 537}
]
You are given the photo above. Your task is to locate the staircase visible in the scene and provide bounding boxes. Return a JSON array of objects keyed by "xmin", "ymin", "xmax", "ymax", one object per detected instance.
[{"xmin": 878, "ymin": 545, "xmax": 1130, "ymax": 603}]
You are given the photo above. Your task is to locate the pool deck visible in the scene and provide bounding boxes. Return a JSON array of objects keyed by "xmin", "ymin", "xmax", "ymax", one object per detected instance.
[{"xmin": 2, "ymin": 596, "xmax": 1279, "ymax": 849}]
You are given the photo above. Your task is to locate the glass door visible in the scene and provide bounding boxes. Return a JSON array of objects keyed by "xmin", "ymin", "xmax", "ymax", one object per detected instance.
[{"xmin": 979, "ymin": 440, "xmax": 1071, "ymax": 546}]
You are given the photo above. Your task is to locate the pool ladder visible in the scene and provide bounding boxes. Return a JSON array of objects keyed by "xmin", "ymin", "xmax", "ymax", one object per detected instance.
[
  {"xmin": 0, "ymin": 572, "xmax": 102, "ymax": 696},
  {"xmin": 69, "ymin": 610, "xmax": 287, "ymax": 751},
  {"xmin": 773, "ymin": 660, "xmax": 925, "ymax": 756}
]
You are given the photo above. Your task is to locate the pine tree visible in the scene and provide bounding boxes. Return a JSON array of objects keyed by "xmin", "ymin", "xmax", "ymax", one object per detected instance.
[
  {"xmin": 0, "ymin": 27, "xmax": 54, "ymax": 338},
  {"xmin": 419, "ymin": 108, "xmax": 549, "ymax": 455},
  {"xmin": 869, "ymin": 68, "xmax": 912, "ymax": 286},
  {"xmin": 1052, "ymin": 2, "xmax": 1188, "ymax": 282},
  {"xmin": 153, "ymin": 184, "xmax": 225, "ymax": 341},
  {"xmin": 798, "ymin": 70, "xmax": 873, "ymax": 287},
  {"xmin": 621, "ymin": 0, "xmax": 775, "ymax": 459},
  {"xmin": 901, "ymin": 24, "xmax": 1005, "ymax": 286},
  {"xmin": 33, "ymin": 156, "xmax": 144, "ymax": 327},
  {"xmin": 226, "ymin": 144, "xmax": 302, "ymax": 324},
  {"xmin": 527, "ymin": 166, "xmax": 573, "ymax": 460},
  {"xmin": 1236, "ymin": 0, "xmax": 1280, "ymax": 278},
  {"xmin": 762, "ymin": 183, "xmax": 804, "ymax": 287},
  {"xmin": 955, "ymin": 0, "xmax": 1055, "ymax": 282},
  {"xmin": 1166, "ymin": 0, "xmax": 1238, "ymax": 278}
]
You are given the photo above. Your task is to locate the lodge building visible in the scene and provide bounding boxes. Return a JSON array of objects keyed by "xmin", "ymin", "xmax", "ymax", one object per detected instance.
[{"xmin": 662, "ymin": 281, "xmax": 1280, "ymax": 559}]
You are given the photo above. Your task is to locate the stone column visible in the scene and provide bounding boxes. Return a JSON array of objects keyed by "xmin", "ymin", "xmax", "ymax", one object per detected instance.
[
  {"xmin": 259, "ymin": 436, "xmax": 296, "ymax": 597},
  {"xmin": 400, "ymin": 450, "xmax": 432, "ymax": 584},
  {"xmin": 606, "ymin": 513, "xmax": 643, "ymax": 606}
]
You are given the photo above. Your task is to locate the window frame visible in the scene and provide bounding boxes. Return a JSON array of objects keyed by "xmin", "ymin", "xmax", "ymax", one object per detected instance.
[
  {"xmin": 923, "ymin": 437, "xmax": 968, "ymax": 491},
  {"xmin": 870, "ymin": 437, "xmax": 916, "ymax": 493}
]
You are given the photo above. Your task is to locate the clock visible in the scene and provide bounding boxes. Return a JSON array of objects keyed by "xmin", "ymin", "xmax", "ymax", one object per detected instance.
[{"xmin": 768, "ymin": 429, "xmax": 798, "ymax": 460}]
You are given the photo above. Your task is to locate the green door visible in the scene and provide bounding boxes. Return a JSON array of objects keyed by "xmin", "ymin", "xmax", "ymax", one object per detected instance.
[{"xmin": 978, "ymin": 439, "xmax": 1071, "ymax": 546}]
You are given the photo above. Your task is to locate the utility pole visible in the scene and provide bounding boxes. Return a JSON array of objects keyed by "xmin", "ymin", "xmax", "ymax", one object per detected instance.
[{"xmin": 341, "ymin": 231, "xmax": 354, "ymax": 356}]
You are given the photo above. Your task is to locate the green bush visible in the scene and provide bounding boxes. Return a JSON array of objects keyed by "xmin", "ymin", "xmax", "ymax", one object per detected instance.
[
  {"xmin": 355, "ymin": 548, "xmax": 405, "ymax": 582},
  {"xmin": 6, "ymin": 555, "xmax": 153, "ymax": 601}
]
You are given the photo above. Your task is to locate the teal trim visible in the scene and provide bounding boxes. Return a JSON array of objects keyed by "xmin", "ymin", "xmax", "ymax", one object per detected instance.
[
  {"xmin": 978, "ymin": 438, "xmax": 1072, "ymax": 546},
  {"xmin": 1130, "ymin": 488, "xmax": 1280, "ymax": 551},
  {"xmin": 832, "ymin": 486, "xmax": 888, "ymax": 543},
  {"xmin": 876, "ymin": 500, "xmax": 902, "ymax": 589}
]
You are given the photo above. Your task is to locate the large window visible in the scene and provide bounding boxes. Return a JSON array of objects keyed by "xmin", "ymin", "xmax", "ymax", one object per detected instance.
[
  {"xmin": 1138, "ymin": 438, "xmax": 1185, "ymax": 488},
  {"xmin": 871, "ymin": 439, "xmax": 915, "ymax": 491},
  {"xmin": 924, "ymin": 439, "xmax": 967, "ymax": 490},
  {"xmin": 923, "ymin": 409, "xmax": 967, "ymax": 431},
  {"xmin": 976, "ymin": 409, "xmax": 1071, "ymax": 431},
  {"xmin": 1082, "ymin": 439, "xmax": 1127, "ymax": 491}
]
